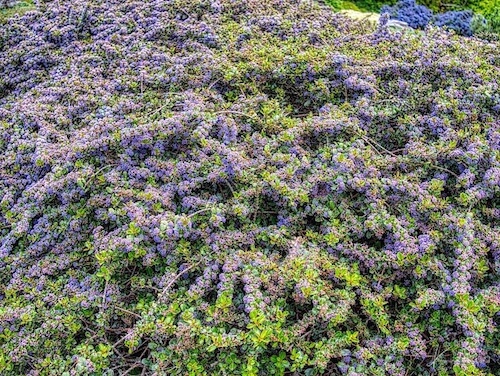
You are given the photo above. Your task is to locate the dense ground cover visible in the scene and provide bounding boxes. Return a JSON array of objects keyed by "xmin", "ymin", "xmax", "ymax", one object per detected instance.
[{"xmin": 0, "ymin": 0, "xmax": 499, "ymax": 375}]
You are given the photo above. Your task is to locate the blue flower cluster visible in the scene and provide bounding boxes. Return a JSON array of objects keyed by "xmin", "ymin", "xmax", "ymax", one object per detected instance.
[
  {"xmin": 381, "ymin": 0, "xmax": 433, "ymax": 29},
  {"xmin": 434, "ymin": 10, "xmax": 475, "ymax": 36},
  {"xmin": 382, "ymin": 0, "xmax": 476, "ymax": 36}
]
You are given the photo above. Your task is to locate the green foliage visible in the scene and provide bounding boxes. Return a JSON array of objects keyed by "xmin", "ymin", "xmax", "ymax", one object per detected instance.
[
  {"xmin": 346, "ymin": 0, "xmax": 397, "ymax": 12},
  {"xmin": 325, "ymin": 0, "xmax": 343, "ymax": 11},
  {"xmin": 341, "ymin": 1, "xmax": 362, "ymax": 10},
  {"xmin": 470, "ymin": 1, "xmax": 500, "ymax": 38}
]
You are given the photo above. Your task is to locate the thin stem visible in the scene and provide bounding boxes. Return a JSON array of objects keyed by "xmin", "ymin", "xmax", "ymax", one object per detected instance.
[
  {"xmin": 253, "ymin": 194, "xmax": 260, "ymax": 222},
  {"xmin": 225, "ymin": 181, "xmax": 235, "ymax": 197},
  {"xmin": 357, "ymin": 132, "xmax": 459, "ymax": 178},
  {"xmin": 360, "ymin": 135, "xmax": 398, "ymax": 158},
  {"xmin": 214, "ymin": 110, "xmax": 260, "ymax": 122},
  {"xmin": 361, "ymin": 136, "xmax": 384, "ymax": 157},
  {"xmin": 113, "ymin": 335, "xmax": 127, "ymax": 350},
  {"xmin": 115, "ymin": 306, "xmax": 141, "ymax": 319},
  {"xmin": 122, "ymin": 363, "xmax": 143, "ymax": 376},
  {"xmin": 419, "ymin": 162, "xmax": 459, "ymax": 178},
  {"xmin": 207, "ymin": 78, "xmax": 221, "ymax": 91},
  {"xmin": 148, "ymin": 92, "xmax": 184, "ymax": 116},
  {"xmin": 102, "ymin": 281, "xmax": 108, "ymax": 308},
  {"xmin": 162, "ymin": 261, "xmax": 201, "ymax": 293},
  {"xmin": 187, "ymin": 207, "xmax": 212, "ymax": 218}
]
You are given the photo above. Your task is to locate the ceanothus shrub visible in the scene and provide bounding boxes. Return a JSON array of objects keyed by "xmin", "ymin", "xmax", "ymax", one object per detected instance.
[
  {"xmin": 0, "ymin": 0, "xmax": 499, "ymax": 375},
  {"xmin": 381, "ymin": 0, "xmax": 478, "ymax": 36},
  {"xmin": 434, "ymin": 10, "xmax": 475, "ymax": 36},
  {"xmin": 381, "ymin": 0, "xmax": 433, "ymax": 29}
]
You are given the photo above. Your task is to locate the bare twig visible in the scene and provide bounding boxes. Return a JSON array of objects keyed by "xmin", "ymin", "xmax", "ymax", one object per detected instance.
[
  {"xmin": 225, "ymin": 181, "xmax": 235, "ymax": 197},
  {"xmin": 207, "ymin": 78, "xmax": 221, "ymax": 91},
  {"xmin": 419, "ymin": 162, "xmax": 459, "ymax": 178},
  {"xmin": 162, "ymin": 261, "xmax": 201, "ymax": 293},
  {"xmin": 112, "ymin": 334, "xmax": 129, "ymax": 350},
  {"xmin": 82, "ymin": 163, "xmax": 117, "ymax": 190},
  {"xmin": 136, "ymin": 285, "xmax": 162, "ymax": 292},
  {"xmin": 115, "ymin": 306, "xmax": 141, "ymax": 319},
  {"xmin": 361, "ymin": 135, "xmax": 384, "ymax": 157},
  {"xmin": 356, "ymin": 131, "xmax": 459, "ymax": 178},
  {"xmin": 187, "ymin": 207, "xmax": 212, "ymax": 218},
  {"xmin": 253, "ymin": 194, "xmax": 260, "ymax": 222},
  {"xmin": 360, "ymin": 135, "xmax": 398, "ymax": 158},
  {"xmin": 179, "ymin": 8, "xmax": 190, "ymax": 19},
  {"xmin": 122, "ymin": 362, "xmax": 143, "ymax": 376},
  {"xmin": 147, "ymin": 92, "xmax": 184, "ymax": 117},
  {"xmin": 214, "ymin": 110, "xmax": 260, "ymax": 122},
  {"xmin": 102, "ymin": 280, "xmax": 108, "ymax": 308}
]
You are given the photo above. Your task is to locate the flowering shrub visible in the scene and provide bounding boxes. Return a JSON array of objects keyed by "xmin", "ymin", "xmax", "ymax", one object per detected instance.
[
  {"xmin": 381, "ymin": 0, "xmax": 477, "ymax": 36},
  {"xmin": 381, "ymin": 0, "xmax": 433, "ymax": 28},
  {"xmin": 342, "ymin": 1, "xmax": 500, "ymax": 37},
  {"xmin": 434, "ymin": 10, "xmax": 475, "ymax": 36},
  {"xmin": 0, "ymin": 0, "xmax": 499, "ymax": 375}
]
